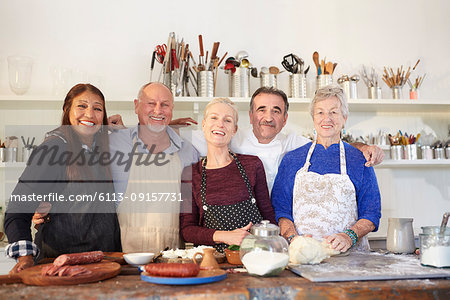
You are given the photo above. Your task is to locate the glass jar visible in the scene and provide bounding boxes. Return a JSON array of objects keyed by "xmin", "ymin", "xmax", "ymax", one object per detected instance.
[
  {"xmin": 239, "ymin": 220, "xmax": 289, "ymax": 276},
  {"xmin": 419, "ymin": 226, "xmax": 450, "ymax": 267}
]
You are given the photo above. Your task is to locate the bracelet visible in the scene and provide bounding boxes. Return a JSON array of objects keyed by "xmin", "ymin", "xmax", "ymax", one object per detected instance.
[
  {"xmin": 343, "ymin": 229, "xmax": 358, "ymax": 246},
  {"xmin": 287, "ymin": 234, "xmax": 297, "ymax": 244}
]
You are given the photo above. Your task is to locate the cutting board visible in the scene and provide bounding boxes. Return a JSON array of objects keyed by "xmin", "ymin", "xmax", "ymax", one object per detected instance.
[
  {"xmin": 18, "ymin": 261, "xmax": 121, "ymax": 286},
  {"xmin": 289, "ymin": 251, "xmax": 450, "ymax": 282}
]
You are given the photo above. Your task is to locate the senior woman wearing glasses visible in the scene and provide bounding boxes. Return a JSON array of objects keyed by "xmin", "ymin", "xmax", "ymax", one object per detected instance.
[{"xmin": 271, "ymin": 85, "xmax": 381, "ymax": 252}]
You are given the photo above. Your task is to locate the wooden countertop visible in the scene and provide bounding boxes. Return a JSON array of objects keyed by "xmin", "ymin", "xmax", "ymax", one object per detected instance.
[{"xmin": 1, "ymin": 267, "xmax": 449, "ymax": 299}]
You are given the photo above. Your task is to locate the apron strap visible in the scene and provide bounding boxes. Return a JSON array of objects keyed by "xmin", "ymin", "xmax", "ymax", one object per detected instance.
[
  {"xmin": 200, "ymin": 151, "xmax": 255, "ymax": 211},
  {"xmin": 339, "ymin": 141, "xmax": 347, "ymax": 175},
  {"xmin": 303, "ymin": 141, "xmax": 316, "ymax": 172}
]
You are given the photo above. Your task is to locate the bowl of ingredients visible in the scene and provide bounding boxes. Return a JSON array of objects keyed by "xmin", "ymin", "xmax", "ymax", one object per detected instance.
[
  {"xmin": 224, "ymin": 245, "xmax": 242, "ymax": 265},
  {"xmin": 123, "ymin": 253, "xmax": 154, "ymax": 266}
]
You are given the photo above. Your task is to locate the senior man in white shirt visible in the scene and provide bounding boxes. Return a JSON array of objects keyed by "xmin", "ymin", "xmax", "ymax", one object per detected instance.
[{"xmin": 188, "ymin": 87, "xmax": 384, "ymax": 193}]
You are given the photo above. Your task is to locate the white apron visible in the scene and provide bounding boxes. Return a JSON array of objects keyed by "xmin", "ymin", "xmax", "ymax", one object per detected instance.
[
  {"xmin": 292, "ymin": 141, "xmax": 369, "ymax": 251},
  {"xmin": 117, "ymin": 142, "xmax": 182, "ymax": 253}
]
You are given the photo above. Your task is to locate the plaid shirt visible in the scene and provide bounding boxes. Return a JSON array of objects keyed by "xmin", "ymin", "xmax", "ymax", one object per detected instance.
[{"xmin": 5, "ymin": 240, "xmax": 40, "ymax": 259}]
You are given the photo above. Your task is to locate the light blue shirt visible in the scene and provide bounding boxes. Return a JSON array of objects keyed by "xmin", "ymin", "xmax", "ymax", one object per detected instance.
[{"xmin": 109, "ymin": 125, "xmax": 200, "ymax": 195}]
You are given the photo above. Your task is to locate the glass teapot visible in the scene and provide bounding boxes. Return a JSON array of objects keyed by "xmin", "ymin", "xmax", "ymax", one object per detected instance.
[{"xmin": 239, "ymin": 220, "xmax": 289, "ymax": 276}]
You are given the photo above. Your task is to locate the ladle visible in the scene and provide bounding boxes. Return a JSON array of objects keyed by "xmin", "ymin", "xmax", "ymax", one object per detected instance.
[{"xmin": 439, "ymin": 212, "xmax": 449, "ymax": 235}]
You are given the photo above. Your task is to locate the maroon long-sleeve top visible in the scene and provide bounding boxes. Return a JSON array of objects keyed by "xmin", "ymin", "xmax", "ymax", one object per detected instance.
[{"xmin": 180, "ymin": 154, "xmax": 276, "ymax": 246}]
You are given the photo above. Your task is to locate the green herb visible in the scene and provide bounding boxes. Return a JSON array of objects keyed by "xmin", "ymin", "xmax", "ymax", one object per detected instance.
[{"xmin": 228, "ymin": 245, "xmax": 240, "ymax": 251}]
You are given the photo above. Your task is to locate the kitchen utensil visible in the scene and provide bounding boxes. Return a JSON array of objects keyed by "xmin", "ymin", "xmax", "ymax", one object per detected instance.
[
  {"xmin": 312, "ymin": 52, "xmax": 319, "ymax": 75},
  {"xmin": 289, "ymin": 251, "xmax": 450, "ymax": 282},
  {"xmin": 282, "ymin": 53, "xmax": 303, "ymax": 74},
  {"xmin": 386, "ymin": 218, "xmax": 416, "ymax": 254},
  {"xmin": 439, "ymin": 212, "xmax": 449, "ymax": 234},
  {"xmin": 235, "ymin": 50, "xmax": 248, "ymax": 61},
  {"xmin": 325, "ymin": 62, "xmax": 334, "ymax": 74},
  {"xmin": 240, "ymin": 58, "xmax": 249, "ymax": 68},
  {"xmin": 140, "ymin": 269, "xmax": 226, "ymax": 285},
  {"xmin": 240, "ymin": 221, "xmax": 289, "ymax": 277},
  {"xmin": 19, "ymin": 261, "xmax": 121, "ymax": 286},
  {"xmin": 194, "ymin": 248, "xmax": 220, "ymax": 270},
  {"xmin": 269, "ymin": 66, "xmax": 280, "ymax": 75}
]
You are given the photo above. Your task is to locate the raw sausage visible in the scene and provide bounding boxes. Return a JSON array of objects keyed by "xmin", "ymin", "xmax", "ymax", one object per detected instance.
[
  {"xmin": 53, "ymin": 251, "xmax": 104, "ymax": 267},
  {"xmin": 144, "ymin": 263, "xmax": 200, "ymax": 277}
]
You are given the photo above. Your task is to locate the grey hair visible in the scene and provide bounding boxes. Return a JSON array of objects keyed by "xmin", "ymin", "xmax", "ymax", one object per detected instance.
[
  {"xmin": 204, "ymin": 97, "xmax": 239, "ymax": 124},
  {"xmin": 136, "ymin": 82, "xmax": 173, "ymax": 101},
  {"xmin": 250, "ymin": 87, "xmax": 289, "ymax": 116},
  {"xmin": 309, "ymin": 85, "xmax": 349, "ymax": 118}
]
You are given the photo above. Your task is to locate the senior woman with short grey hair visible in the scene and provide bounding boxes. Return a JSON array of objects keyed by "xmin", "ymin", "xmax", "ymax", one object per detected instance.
[{"xmin": 272, "ymin": 85, "xmax": 381, "ymax": 252}]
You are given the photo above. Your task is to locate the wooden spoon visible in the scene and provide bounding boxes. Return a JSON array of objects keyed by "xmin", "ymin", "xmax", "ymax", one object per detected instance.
[
  {"xmin": 332, "ymin": 63, "xmax": 338, "ymax": 74},
  {"xmin": 313, "ymin": 51, "xmax": 320, "ymax": 75},
  {"xmin": 326, "ymin": 62, "xmax": 334, "ymax": 75}
]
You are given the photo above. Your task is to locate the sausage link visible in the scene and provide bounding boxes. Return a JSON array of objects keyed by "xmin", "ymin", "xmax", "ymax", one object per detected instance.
[
  {"xmin": 53, "ymin": 251, "xmax": 104, "ymax": 267},
  {"xmin": 144, "ymin": 263, "xmax": 200, "ymax": 277}
]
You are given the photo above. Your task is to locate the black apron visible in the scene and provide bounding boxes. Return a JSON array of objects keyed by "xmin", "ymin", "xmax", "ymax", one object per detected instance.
[
  {"xmin": 36, "ymin": 151, "xmax": 121, "ymax": 260},
  {"xmin": 201, "ymin": 152, "xmax": 262, "ymax": 253}
]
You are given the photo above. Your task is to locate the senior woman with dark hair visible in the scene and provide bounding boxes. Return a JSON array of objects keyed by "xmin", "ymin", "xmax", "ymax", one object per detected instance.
[
  {"xmin": 271, "ymin": 85, "xmax": 381, "ymax": 252},
  {"xmin": 180, "ymin": 98, "xmax": 276, "ymax": 252}
]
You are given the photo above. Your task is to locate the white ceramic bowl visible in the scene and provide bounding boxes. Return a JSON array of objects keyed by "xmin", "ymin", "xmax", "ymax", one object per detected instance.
[{"xmin": 123, "ymin": 253, "xmax": 155, "ymax": 266}]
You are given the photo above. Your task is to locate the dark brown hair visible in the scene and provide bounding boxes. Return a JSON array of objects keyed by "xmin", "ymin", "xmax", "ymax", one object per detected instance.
[{"xmin": 58, "ymin": 84, "xmax": 111, "ymax": 181}]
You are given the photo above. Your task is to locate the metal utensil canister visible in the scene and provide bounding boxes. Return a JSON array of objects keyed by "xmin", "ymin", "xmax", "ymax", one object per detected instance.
[
  {"xmin": 260, "ymin": 73, "xmax": 277, "ymax": 89},
  {"xmin": 404, "ymin": 144, "xmax": 418, "ymax": 160},
  {"xmin": 289, "ymin": 74, "xmax": 307, "ymax": 98},
  {"xmin": 434, "ymin": 147, "xmax": 445, "ymax": 159},
  {"xmin": 229, "ymin": 67, "xmax": 250, "ymax": 97},
  {"xmin": 0, "ymin": 148, "xmax": 5, "ymax": 162},
  {"xmin": 198, "ymin": 71, "xmax": 214, "ymax": 97},
  {"xmin": 420, "ymin": 145, "xmax": 433, "ymax": 159},
  {"xmin": 368, "ymin": 86, "xmax": 382, "ymax": 99},
  {"xmin": 390, "ymin": 145, "xmax": 403, "ymax": 160},
  {"xmin": 392, "ymin": 86, "xmax": 402, "ymax": 99},
  {"xmin": 316, "ymin": 74, "xmax": 332, "ymax": 91}
]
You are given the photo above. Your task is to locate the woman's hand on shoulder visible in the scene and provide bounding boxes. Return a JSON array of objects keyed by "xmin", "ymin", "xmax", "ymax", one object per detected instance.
[
  {"xmin": 9, "ymin": 255, "xmax": 34, "ymax": 274},
  {"xmin": 213, "ymin": 222, "xmax": 252, "ymax": 246},
  {"xmin": 324, "ymin": 233, "xmax": 352, "ymax": 252},
  {"xmin": 108, "ymin": 114, "xmax": 126, "ymax": 129}
]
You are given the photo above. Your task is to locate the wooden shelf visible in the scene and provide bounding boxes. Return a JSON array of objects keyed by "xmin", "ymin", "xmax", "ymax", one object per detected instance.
[{"xmin": 1, "ymin": 95, "xmax": 449, "ymax": 113}]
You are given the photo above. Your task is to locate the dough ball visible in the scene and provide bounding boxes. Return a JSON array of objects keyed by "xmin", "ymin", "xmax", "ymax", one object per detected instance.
[{"xmin": 289, "ymin": 236, "xmax": 340, "ymax": 265}]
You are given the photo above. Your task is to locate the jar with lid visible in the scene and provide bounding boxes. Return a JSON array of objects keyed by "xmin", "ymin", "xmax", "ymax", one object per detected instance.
[
  {"xmin": 419, "ymin": 226, "xmax": 450, "ymax": 268},
  {"xmin": 239, "ymin": 220, "xmax": 289, "ymax": 276}
]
